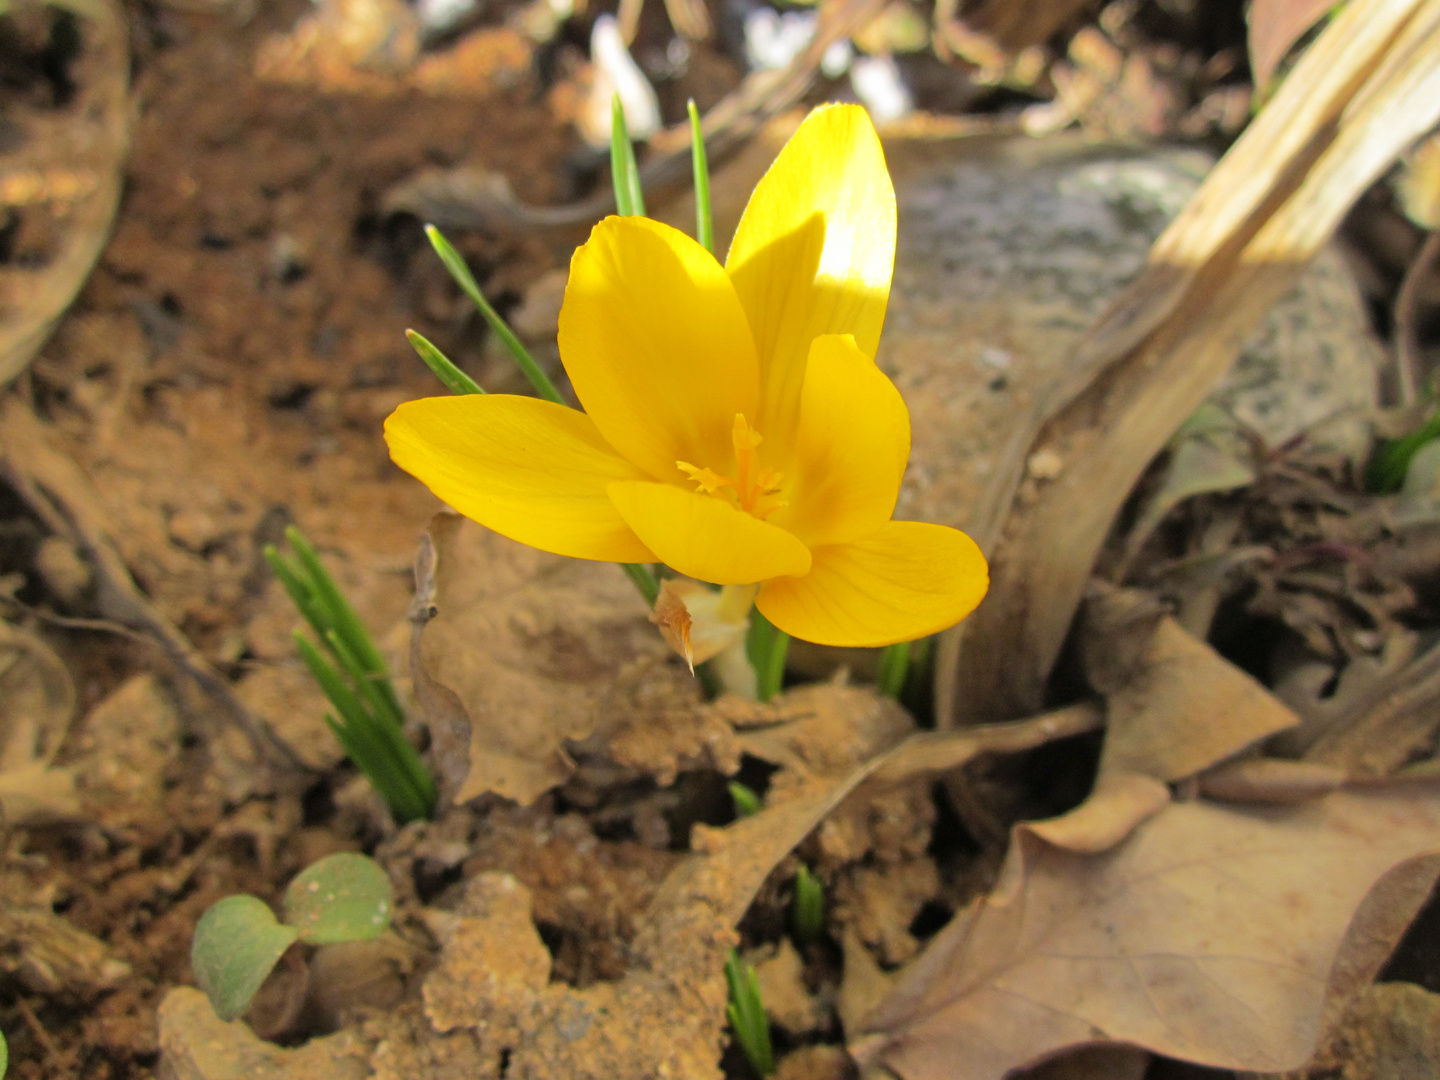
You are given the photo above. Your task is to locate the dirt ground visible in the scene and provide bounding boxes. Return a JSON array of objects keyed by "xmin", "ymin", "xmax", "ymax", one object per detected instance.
[
  {"xmin": 2, "ymin": 3, "xmax": 588, "ymax": 1073},
  {"xmin": 1, "ymin": 0, "xmax": 1438, "ymax": 1077}
]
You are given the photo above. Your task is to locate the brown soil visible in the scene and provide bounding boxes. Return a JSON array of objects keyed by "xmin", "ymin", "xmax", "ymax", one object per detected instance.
[
  {"xmin": 3, "ymin": 3, "xmax": 586, "ymax": 1075},
  {"xmin": 2, "ymin": 1, "xmax": 1437, "ymax": 1078}
]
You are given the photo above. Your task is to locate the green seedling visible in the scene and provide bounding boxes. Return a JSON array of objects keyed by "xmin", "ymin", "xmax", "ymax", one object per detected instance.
[
  {"xmin": 424, "ymin": 224, "xmax": 563, "ymax": 405},
  {"xmin": 746, "ymin": 610, "xmax": 790, "ymax": 703},
  {"xmin": 611, "ymin": 94, "xmax": 646, "ymax": 217},
  {"xmin": 1, "ymin": 1027, "xmax": 7, "ymax": 1079},
  {"xmin": 791, "ymin": 865, "xmax": 825, "ymax": 946},
  {"xmin": 688, "ymin": 99, "xmax": 714, "ymax": 255},
  {"xmin": 405, "ymin": 329, "xmax": 483, "ymax": 395},
  {"xmin": 725, "ymin": 948, "xmax": 775, "ymax": 1076},
  {"xmin": 191, "ymin": 853, "xmax": 393, "ymax": 1021},
  {"xmin": 1367, "ymin": 407, "xmax": 1440, "ymax": 492},
  {"xmin": 877, "ymin": 640, "xmax": 911, "ymax": 699},
  {"xmin": 266, "ymin": 526, "xmax": 437, "ymax": 823},
  {"xmin": 729, "ymin": 781, "xmax": 763, "ymax": 818}
]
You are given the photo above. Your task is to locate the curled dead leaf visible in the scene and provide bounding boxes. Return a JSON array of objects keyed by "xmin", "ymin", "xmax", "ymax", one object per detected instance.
[
  {"xmin": 1198, "ymin": 757, "xmax": 1346, "ymax": 803},
  {"xmin": 853, "ymin": 783, "xmax": 1440, "ymax": 1079},
  {"xmin": 412, "ymin": 514, "xmax": 699, "ymax": 805},
  {"xmin": 1024, "ymin": 772, "xmax": 1170, "ymax": 854},
  {"xmin": 1092, "ymin": 611, "xmax": 1298, "ymax": 782}
]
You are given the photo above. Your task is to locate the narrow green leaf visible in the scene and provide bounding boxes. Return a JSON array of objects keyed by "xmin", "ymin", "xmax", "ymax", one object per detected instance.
[
  {"xmin": 295, "ymin": 633, "xmax": 370, "ymax": 731},
  {"xmin": 610, "ymin": 94, "xmax": 646, "ymax": 217},
  {"xmin": 688, "ymin": 99, "xmax": 714, "ymax": 255},
  {"xmin": 792, "ymin": 865, "xmax": 825, "ymax": 946},
  {"xmin": 424, "ymin": 225, "xmax": 564, "ymax": 405},
  {"xmin": 406, "ymin": 329, "xmax": 484, "ymax": 395},
  {"xmin": 746, "ymin": 610, "xmax": 789, "ymax": 702},
  {"xmin": 729, "ymin": 781, "xmax": 762, "ymax": 818},
  {"xmin": 724, "ymin": 949, "xmax": 774, "ymax": 1076},
  {"xmin": 1368, "ymin": 407, "xmax": 1440, "ymax": 492},
  {"xmin": 284, "ymin": 528, "xmax": 384, "ymax": 669},
  {"xmin": 325, "ymin": 629, "xmax": 404, "ymax": 732},
  {"xmin": 283, "ymin": 853, "xmax": 394, "ymax": 945},
  {"xmin": 877, "ymin": 640, "xmax": 911, "ymax": 699},
  {"xmin": 263, "ymin": 546, "xmax": 323, "ymax": 629},
  {"xmin": 323, "ymin": 715, "xmax": 432, "ymax": 824},
  {"xmin": 191, "ymin": 895, "xmax": 298, "ymax": 1021}
]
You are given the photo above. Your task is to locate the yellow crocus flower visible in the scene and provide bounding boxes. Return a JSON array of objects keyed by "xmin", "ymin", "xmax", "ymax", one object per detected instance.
[{"xmin": 385, "ymin": 104, "xmax": 988, "ymax": 647}]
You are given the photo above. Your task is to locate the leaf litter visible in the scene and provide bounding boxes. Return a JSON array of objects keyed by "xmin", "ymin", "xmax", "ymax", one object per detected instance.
[{"xmin": 5, "ymin": 0, "xmax": 1440, "ymax": 1073}]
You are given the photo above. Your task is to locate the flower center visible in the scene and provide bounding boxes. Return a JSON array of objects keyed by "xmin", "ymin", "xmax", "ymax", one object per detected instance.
[{"xmin": 676, "ymin": 414, "xmax": 786, "ymax": 520}]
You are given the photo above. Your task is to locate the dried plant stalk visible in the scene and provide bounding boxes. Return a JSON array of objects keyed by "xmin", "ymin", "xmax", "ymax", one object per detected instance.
[{"xmin": 939, "ymin": 0, "xmax": 1440, "ymax": 725}]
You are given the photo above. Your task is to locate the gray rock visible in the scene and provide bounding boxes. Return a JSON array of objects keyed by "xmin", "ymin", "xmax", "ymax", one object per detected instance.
[{"xmin": 881, "ymin": 136, "xmax": 1382, "ymax": 532}]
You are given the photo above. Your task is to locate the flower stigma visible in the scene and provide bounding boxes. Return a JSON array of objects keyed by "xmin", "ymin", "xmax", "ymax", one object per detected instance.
[{"xmin": 676, "ymin": 414, "xmax": 787, "ymax": 519}]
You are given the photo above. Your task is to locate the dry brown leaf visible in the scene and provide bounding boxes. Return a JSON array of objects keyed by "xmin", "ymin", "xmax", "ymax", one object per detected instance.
[
  {"xmin": 943, "ymin": 0, "xmax": 1440, "ymax": 727},
  {"xmin": 1024, "ymin": 772, "xmax": 1170, "ymax": 853},
  {"xmin": 1248, "ymin": 0, "xmax": 1337, "ymax": 92},
  {"xmin": 1097, "ymin": 616, "xmax": 1299, "ymax": 782},
  {"xmin": 1198, "ymin": 758, "xmax": 1346, "ymax": 803},
  {"xmin": 412, "ymin": 514, "xmax": 699, "ymax": 805},
  {"xmin": 852, "ymin": 783, "xmax": 1440, "ymax": 1080}
]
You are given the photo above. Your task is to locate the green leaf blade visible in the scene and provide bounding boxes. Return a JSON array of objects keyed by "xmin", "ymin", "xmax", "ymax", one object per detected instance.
[
  {"xmin": 283, "ymin": 853, "xmax": 395, "ymax": 945},
  {"xmin": 610, "ymin": 95, "xmax": 646, "ymax": 218},
  {"xmin": 424, "ymin": 225, "xmax": 564, "ymax": 405},
  {"xmin": 407, "ymin": 329, "xmax": 484, "ymax": 395},
  {"xmin": 191, "ymin": 895, "xmax": 299, "ymax": 1021},
  {"xmin": 688, "ymin": 99, "xmax": 714, "ymax": 255}
]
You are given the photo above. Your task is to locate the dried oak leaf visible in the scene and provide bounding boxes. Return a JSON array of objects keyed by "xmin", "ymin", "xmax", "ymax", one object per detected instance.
[
  {"xmin": 1092, "ymin": 610, "xmax": 1298, "ymax": 783},
  {"xmin": 412, "ymin": 514, "xmax": 698, "ymax": 805},
  {"xmin": 852, "ymin": 783, "xmax": 1440, "ymax": 1079}
]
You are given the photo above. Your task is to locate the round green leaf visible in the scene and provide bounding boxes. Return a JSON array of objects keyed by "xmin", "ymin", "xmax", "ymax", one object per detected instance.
[
  {"xmin": 282, "ymin": 853, "xmax": 393, "ymax": 944},
  {"xmin": 191, "ymin": 895, "xmax": 299, "ymax": 1022}
]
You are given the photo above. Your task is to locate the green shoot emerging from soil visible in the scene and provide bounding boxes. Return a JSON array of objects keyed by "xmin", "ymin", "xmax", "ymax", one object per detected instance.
[
  {"xmin": 611, "ymin": 93, "xmax": 646, "ymax": 218},
  {"xmin": 792, "ymin": 865, "xmax": 825, "ymax": 946},
  {"xmin": 266, "ymin": 526, "xmax": 437, "ymax": 823},
  {"xmin": 729, "ymin": 781, "xmax": 763, "ymax": 818},
  {"xmin": 191, "ymin": 854, "xmax": 393, "ymax": 1022},
  {"xmin": 725, "ymin": 948, "xmax": 775, "ymax": 1077}
]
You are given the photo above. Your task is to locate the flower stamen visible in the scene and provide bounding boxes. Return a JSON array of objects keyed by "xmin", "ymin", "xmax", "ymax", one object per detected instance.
[{"xmin": 677, "ymin": 414, "xmax": 787, "ymax": 520}]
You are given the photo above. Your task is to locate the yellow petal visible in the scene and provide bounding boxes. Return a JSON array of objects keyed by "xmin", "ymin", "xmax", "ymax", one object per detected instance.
[
  {"xmin": 756, "ymin": 521, "xmax": 988, "ymax": 647},
  {"xmin": 607, "ymin": 481, "xmax": 812, "ymax": 584},
  {"xmin": 726, "ymin": 104, "xmax": 896, "ymax": 451},
  {"xmin": 385, "ymin": 395, "xmax": 655, "ymax": 563},
  {"xmin": 770, "ymin": 333, "xmax": 910, "ymax": 547},
  {"xmin": 560, "ymin": 216, "xmax": 760, "ymax": 482}
]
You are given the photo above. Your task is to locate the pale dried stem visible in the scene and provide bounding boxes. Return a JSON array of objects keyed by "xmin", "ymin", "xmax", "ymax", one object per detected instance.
[{"xmin": 937, "ymin": 0, "xmax": 1440, "ymax": 726}]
